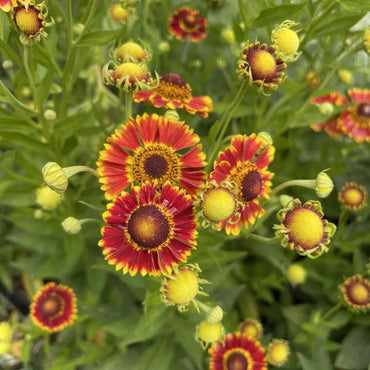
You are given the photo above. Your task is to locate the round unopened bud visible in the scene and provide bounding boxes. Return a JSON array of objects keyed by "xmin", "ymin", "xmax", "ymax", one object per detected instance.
[
  {"xmin": 338, "ymin": 70, "xmax": 353, "ymax": 85},
  {"xmin": 256, "ymin": 131, "xmax": 273, "ymax": 149},
  {"xmin": 62, "ymin": 217, "xmax": 82, "ymax": 234},
  {"xmin": 164, "ymin": 110, "xmax": 180, "ymax": 121},
  {"xmin": 287, "ymin": 263, "xmax": 306, "ymax": 285},
  {"xmin": 34, "ymin": 209, "xmax": 43, "ymax": 219},
  {"xmin": 116, "ymin": 41, "xmax": 147, "ymax": 63},
  {"xmin": 158, "ymin": 41, "xmax": 170, "ymax": 53},
  {"xmin": 44, "ymin": 109, "xmax": 56, "ymax": 121},
  {"xmin": 315, "ymin": 170, "xmax": 334, "ymax": 198},
  {"xmin": 222, "ymin": 29, "xmax": 235, "ymax": 44},
  {"xmin": 216, "ymin": 57, "xmax": 226, "ymax": 69},
  {"xmin": 319, "ymin": 102, "xmax": 334, "ymax": 116},
  {"xmin": 42, "ymin": 162, "xmax": 68, "ymax": 194},
  {"xmin": 21, "ymin": 87, "xmax": 32, "ymax": 97},
  {"xmin": 191, "ymin": 59, "xmax": 202, "ymax": 68},
  {"xmin": 110, "ymin": 4, "xmax": 129, "ymax": 22},
  {"xmin": 36, "ymin": 186, "xmax": 63, "ymax": 210},
  {"xmin": 206, "ymin": 305, "xmax": 224, "ymax": 324},
  {"xmin": 73, "ymin": 23, "xmax": 85, "ymax": 35},
  {"xmin": 279, "ymin": 194, "xmax": 294, "ymax": 207},
  {"xmin": 2, "ymin": 60, "xmax": 13, "ymax": 69}
]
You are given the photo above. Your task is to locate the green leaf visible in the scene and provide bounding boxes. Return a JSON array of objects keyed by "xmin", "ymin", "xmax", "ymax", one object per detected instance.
[
  {"xmin": 75, "ymin": 30, "xmax": 120, "ymax": 47},
  {"xmin": 0, "ymin": 132, "xmax": 52, "ymax": 155},
  {"xmin": 0, "ymin": 150, "xmax": 15, "ymax": 168},
  {"xmin": 38, "ymin": 70, "xmax": 55, "ymax": 106},
  {"xmin": 297, "ymin": 353, "xmax": 319, "ymax": 370},
  {"xmin": 0, "ymin": 39, "xmax": 22, "ymax": 67},
  {"xmin": 312, "ymin": 15, "xmax": 364, "ymax": 38},
  {"xmin": 33, "ymin": 43, "xmax": 62, "ymax": 77},
  {"xmin": 335, "ymin": 327, "xmax": 370, "ymax": 369},
  {"xmin": 338, "ymin": 0, "xmax": 370, "ymax": 12},
  {"xmin": 282, "ymin": 304, "xmax": 313, "ymax": 326},
  {"xmin": 0, "ymin": 117, "xmax": 31, "ymax": 131},
  {"xmin": 252, "ymin": 4, "xmax": 305, "ymax": 28}
]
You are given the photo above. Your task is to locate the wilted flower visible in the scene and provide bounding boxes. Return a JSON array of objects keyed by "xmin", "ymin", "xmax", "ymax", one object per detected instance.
[
  {"xmin": 169, "ymin": 6, "xmax": 207, "ymax": 42},
  {"xmin": 274, "ymin": 199, "xmax": 336, "ymax": 258},
  {"xmin": 266, "ymin": 339, "xmax": 290, "ymax": 367},
  {"xmin": 340, "ymin": 274, "xmax": 370, "ymax": 312},
  {"xmin": 30, "ymin": 282, "xmax": 77, "ymax": 333},
  {"xmin": 338, "ymin": 182, "xmax": 367, "ymax": 210}
]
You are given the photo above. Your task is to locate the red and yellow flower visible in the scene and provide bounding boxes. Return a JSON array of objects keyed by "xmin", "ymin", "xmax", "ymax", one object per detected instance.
[
  {"xmin": 209, "ymin": 332, "xmax": 267, "ymax": 370},
  {"xmin": 99, "ymin": 182, "xmax": 198, "ymax": 277},
  {"xmin": 340, "ymin": 274, "xmax": 370, "ymax": 312},
  {"xmin": 133, "ymin": 73, "xmax": 213, "ymax": 117},
  {"xmin": 97, "ymin": 113, "xmax": 206, "ymax": 199},
  {"xmin": 311, "ymin": 89, "xmax": 370, "ymax": 143},
  {"xmin": 0, "ymin": 0, "xmax": 17, "ymax": 12},
  {"xmin": 169, "ymin": 7, "xmax": 207, "ymax": 42},
  {"xmin": 274, "ymin": 199, "xmax": 336, "ymax": 258},
  {"xmin": 30, "ymin": 282, "xmax": 77, "ymax": 333},
  {"xmin": 237, "ymin": 42, "xmax": 286, "ymax": 91},
  {"xmin": 338, "ymin": 182, "xmax": 367, "ymax": 210},
  {"xmin": 209, "ymin": 134, "xmax": 275, "ymax": 235}
]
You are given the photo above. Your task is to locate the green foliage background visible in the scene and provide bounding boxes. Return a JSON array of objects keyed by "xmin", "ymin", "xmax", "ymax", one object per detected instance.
[{"xmin": 0, "ymin": 0, "xmax": 369, "ymax": 369}]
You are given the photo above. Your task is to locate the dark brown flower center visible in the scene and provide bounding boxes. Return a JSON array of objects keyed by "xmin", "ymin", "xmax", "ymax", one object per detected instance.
[
  {"xmin": 183, "ymin": 14, "xmax": 196, "ymax": 28},
  {"xmin": 161, "ymin": 73, "xmax": 187, "ymax": 87},
  {"xmin": 144, "ymin": 154, "xmax": 168, "ymax": 179},
  {"xmin": 241, "ymin": 170, "xmax": 262, "ymax": 202},
  {"xmin": 41, "ymin": 294, "xmax": 62, "ymax": 318},
  {"xmin": 357, "ymin": 103, "xmax": 370, "ymax": 118},
  {"xmin": 226, "ymin": 352, "xmax": 249, "ymax": 370},
  {"xmin": 128, "ymin": 205, "xmax": 170, "ymax": 249}
]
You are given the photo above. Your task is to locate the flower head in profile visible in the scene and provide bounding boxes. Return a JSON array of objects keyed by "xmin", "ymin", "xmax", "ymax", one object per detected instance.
[
  {"xmin": 30, "ymin": 282, "xmax": 77, "ymax": 333},
  {"xmin": 161, "ymin": 264, "xmax": 208, "ymax": 311},
  {"xmin": 169, "ymin": 7, "xmax": 207, "ymax": 42},
  {"xmin": 266, "ymin": 339, "xmax": 290, "ymax": 367},
  {"xmin": 97, "ymin": 113, "xmax": 206, "ymax": 199},
  {"xmin": 240, "ymin": 318, "xmax": 263, "ymax": 340},
  {"xmin": 209, "ymin": 332, "xmax": 268, "ymax": 370},
  {"xmin": 340, "ymin": 274, "xmax": 370, "ymax": 312},
  {"xmin": 0, "ymin": 0, "xmax": 17, "ymax": 12},
  {"xmin": 271, "ymin": 20, "xmax": 301, "ymax": 62},
  {"xmin": 133, "ymin": 73, "xmax": 213, "ymax": 117},
  {"xmin": 274, "ymin": 199, "xmax": 336, "ymax": 258},
  {"xmin": 237, "ymin": 41, "xmax": 286, "ymax": 93},
  {"xmin": 210, "ymin": 134, "xmax": 275, "ymax": 235},
  {"xmin": 338, "ymin": 182, "xmax": 367, "ymax": 210},
  {"xmin": 311, "ymin": 89, "xmax": 370, "ymax": 143},
  {"xmin": 99, "ymin": 182, "xmax": 198, "ymax": 277}
]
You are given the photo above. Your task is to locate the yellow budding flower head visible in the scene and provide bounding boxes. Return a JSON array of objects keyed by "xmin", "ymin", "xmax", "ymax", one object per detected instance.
[
  {"xmin": 267, "ymin": 339, "xmax": 290, "ymax": 367},
  {"xmin": 110, "ymin": 4, "xmax": 130, "ymax": 23},
  {"xmin": 315, "ymin": 169, "xmax": 334, "ymax": 198},
  {"xmin": 61, "ymin": 217, "xmax": 82, "ymax": 235},
  {"xmin": 338, "ymin": 182, "xmax": 367, "ymax": 210},
  {"xmin": 338, "ymin": 69, "xmax": 353, "ymax": 85},
  {"xmin": 0, "ymin": 322, "xmax": 12, "ymax": 341},
  {"xmin": 115, "ymin": 41, "xmax": 149, "ymax": 63},
  {"xmin": 161, "ymin": 264, "xmax": 208, "ymax": 312},
  {"xmin": 340, "ymin": 274, "xmax": 370, "ymax": 313},
  {"xmin": 272, "ymin": 20, "xmax": 301, "ymax": 62},
  {"xmin": 36, "ymin": 186, "xmax": 63, "ymax": 210},
  {"xmin": 274, "ymin": 199, "xmax": 336, "ymax": 258},
  {"xmin": 206, "ymin": 305, "xmax": 224, "ymax": 324},
  {"xmin": 42, "ymin": 162, "xmax": 68, "ymax": 193},
  {"xmin": 222, "ymin": 29, "xmax": 235, "ymax": 44},
  {"xmin": 287, "ymin": 263, "xmax": 306, "ymax": 285},
  {"xmin": 195, "ymin": 321, "xmax": 224, "ymax": 349},
  {"xmin": 103, "ymin": 61, "xmax": 157, "ymax": 93},
  {"xmin": 240, "ymin": 318, "xmax": 263, "ymax": 340},
  {"xmin": 363, "ymin": 28, "xmax": 370, "ymax": 54}
]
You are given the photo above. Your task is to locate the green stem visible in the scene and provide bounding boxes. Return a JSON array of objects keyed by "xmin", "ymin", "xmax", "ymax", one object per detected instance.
[
  {"xmin": 206, "ymin": 81, "xmax": 248, "ymax": 171},
  {"xmin": 66, "ymin": 0, "xmax": 73, "ymax": 46},
  {"xmin": 124, "ymin": 92, "xmax": 133, "ymax": 122},
  {"xmin": 0, "ymin": 81, "xmax": 36, "ymax": 116},
  {"xmin": 248, "ymin": 233, "xmax": 277, "ymax": 243},
  {"xmin": 23, "ymin": 47, "xmax": 37, "ymax": 101},
  {"xmin": 73, "ymin": 0, "xmax": 99, "ymax": 45},
  {"xmin": 271, "ymin": 179, "xmax": 316, "ymax": 195},
  {"xmin": 237, "ymin": 0, "xmax": 249, "ymax": 37},
  {"xmin": 321, "ymin": 302, "xmax": 342, "ymax": 321}
]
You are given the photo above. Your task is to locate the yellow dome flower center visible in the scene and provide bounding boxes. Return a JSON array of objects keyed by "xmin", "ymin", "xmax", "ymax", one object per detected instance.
[
  {"xmin": 342, "ymin": 188, "xmax": 363, "ymax": 206},
  {"xmin": 110, "ymin": 4, "xmax": 128, "ymax": 22},
  {"xmin": 201, "ymin": 187, "xmax": 236, "ymax": 222},
  {"xmin": 248, "ymin": 49, "xmax": 277, "ymax": 82},
  {"xmin": 156, "ymin": 73, "xmax": 192, "ymax": 101},
  {"xmin": 275, "ymin": 28, "xmax": 299, "ymax": 55},
  {"xmin": 241, "ymin": 322, "xmax": 260, "ymax": 339},
  {"xmin": 165, "ymin": 269, "xmax": 199, "ymax": 305},
  {"xmin": 224, "ymin": 350, "xmax": 250, "ymax": 370},
  {"xmin": 14, "ymin": 6, "xmax": 43, "ymax": 36},
  {"xmin": 268, "ymin": 341, "xmax": 290, "ymax": 364},
  {"xmin": 348, "ymin": 283, "xmax": 369, "ymax": 305},
  {"xmin": 111, "ymin": 63, "xmax": 147, "ymax": 84},
  {"xmin": 116, "ymin": 42, "xmax": 146, "ymax": 63},
  {"xmin": 127, "ymin": 205, "xmax": 171, "ymax": 249},
  {"xmin": 284, "ymin": 208, "xmax": 324, "ymax": 250},
  {"xmin": 197, "ymin": 321, "xmax": 223, "ymax": 343}
]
